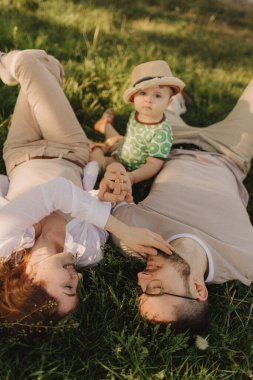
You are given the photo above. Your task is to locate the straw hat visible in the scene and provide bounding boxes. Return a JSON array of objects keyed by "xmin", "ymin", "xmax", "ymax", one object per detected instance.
[{"xmin": 123, "ymin": 60, "xmax": 185, "ymax": 103}]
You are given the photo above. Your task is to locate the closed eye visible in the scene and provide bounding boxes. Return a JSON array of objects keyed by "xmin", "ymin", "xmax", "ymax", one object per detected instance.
[{"xmin": 63, "ymin": 285, "xmax": 76, "ymax": 296}]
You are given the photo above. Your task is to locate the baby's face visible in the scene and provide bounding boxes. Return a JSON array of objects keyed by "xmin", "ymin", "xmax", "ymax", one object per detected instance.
[{"xmin": 133, "ymin": 86, "xmax": 173, "ymax": 123}]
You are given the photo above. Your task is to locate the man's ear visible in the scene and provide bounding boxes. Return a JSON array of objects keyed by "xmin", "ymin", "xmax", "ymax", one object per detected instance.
[{"xmin": 193, "ymin": 278, "xmax": 208, "ymax": 301}]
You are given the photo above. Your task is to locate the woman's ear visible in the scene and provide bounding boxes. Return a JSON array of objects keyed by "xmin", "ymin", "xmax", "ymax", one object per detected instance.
[{"xmin": 193, "ymin": 278, "xmax": 208, "ymax": 301}]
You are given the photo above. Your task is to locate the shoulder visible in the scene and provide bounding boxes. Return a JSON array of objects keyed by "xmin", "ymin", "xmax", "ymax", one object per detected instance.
[
  {"xmin": 160, "ymin": 117, "xmax": 172, "ymax": 131},
  {"xmin": 128, "ymin": 110, "xmax": 136, "ymax": 122}
]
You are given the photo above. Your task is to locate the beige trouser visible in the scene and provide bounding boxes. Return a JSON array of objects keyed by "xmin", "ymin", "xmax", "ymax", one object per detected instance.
[
  {"xmin": 165, "ymin": 79, "xmax": 253, "ymax": 177},
  {"xmin": 2, "ymin": 50, "xmax": 89, "ymax": 175}
]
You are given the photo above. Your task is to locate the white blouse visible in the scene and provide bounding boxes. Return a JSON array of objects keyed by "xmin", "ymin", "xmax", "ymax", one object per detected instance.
[{"xmin": 0, "ymin": 177, "xmax": 110, "ymax": 267}]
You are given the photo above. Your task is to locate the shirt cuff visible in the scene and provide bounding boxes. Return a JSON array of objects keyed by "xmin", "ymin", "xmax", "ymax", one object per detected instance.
[
  {"xmin": 0, "ymin": 196, "xmax": 8, "ymax": 208},
  {"xmin": 87, "ymin": 197, "xmax": 112, "ymax": 229}
]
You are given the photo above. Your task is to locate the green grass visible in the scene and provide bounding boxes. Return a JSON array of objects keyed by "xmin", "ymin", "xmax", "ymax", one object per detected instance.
[{"xmin": 0, "ymin": 0, "xmax": 253, "ymax": 379}]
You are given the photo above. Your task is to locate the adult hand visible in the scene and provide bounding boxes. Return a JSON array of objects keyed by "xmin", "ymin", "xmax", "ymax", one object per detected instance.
[
  {"xmin": 98, "ymin": 163, "xmax": 133, "ymax": 203},
  {"xmin": 98, "ymin": 178, "xmax": 128, "ymax": 202},
  {"xmin": 120, "ymin": 226, "xmax": 175, "ymax": 256}
]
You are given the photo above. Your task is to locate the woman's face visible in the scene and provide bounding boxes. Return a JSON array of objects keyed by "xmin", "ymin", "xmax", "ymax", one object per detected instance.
[{"xmin": 26, "ymin": 250, "xmax": 82, "ymax": 315}]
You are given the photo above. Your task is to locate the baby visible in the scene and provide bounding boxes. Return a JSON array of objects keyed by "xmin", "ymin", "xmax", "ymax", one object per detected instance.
[{"xmin": 90, "ymin": 60, "xmax": 185, "ymax": 185}]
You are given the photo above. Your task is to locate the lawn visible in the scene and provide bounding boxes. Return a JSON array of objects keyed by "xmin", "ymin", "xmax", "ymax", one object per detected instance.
[{"xmin": 0, "ymin": 0, "xmax": 253, "ymax": 379}]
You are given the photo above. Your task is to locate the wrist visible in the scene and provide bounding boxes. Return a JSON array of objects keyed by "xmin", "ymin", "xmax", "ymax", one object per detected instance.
[
  {"xmin": 107, "ymin": 162, "xmax": 126, "ymax": 174},
  {"xmin": 105, "ymin": 215, "xmax": 129, "ymax": 241},
  {"xmin": 127, "ymin": 171, "xmax": 135, "ymax": 185}
]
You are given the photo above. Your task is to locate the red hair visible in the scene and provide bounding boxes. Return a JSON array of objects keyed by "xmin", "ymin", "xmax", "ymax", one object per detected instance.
[{"xmin": 0, "ymin": 250, "xmax": 62, "ymax": 337}]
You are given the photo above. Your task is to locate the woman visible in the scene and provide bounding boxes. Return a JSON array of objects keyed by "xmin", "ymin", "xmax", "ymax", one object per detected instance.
[{"xmin": 0, "ymin": 50, "xmax": 173, "ymax": 329}]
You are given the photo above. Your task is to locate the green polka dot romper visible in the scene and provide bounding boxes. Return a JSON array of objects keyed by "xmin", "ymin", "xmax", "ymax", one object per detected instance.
[{"xmin": 119, "ymin": 111, "xmax": 173, "ymax": 171}]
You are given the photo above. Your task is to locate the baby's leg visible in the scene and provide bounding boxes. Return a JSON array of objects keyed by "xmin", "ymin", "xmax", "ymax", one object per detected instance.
[{"xmin": 94, "ymin": 109, "xmax": 115, "ymax": 136}]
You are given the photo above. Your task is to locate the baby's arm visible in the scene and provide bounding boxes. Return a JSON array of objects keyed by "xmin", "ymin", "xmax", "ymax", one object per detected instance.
[{"xmin": 127, "ymin": 157, "xmax": 164, "ymax": 185}]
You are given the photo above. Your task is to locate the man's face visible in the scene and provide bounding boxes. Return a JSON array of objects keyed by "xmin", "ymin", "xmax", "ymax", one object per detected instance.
[{"xmin": 137, "ymin": 252, "xmax": 192, "ymax": 322}]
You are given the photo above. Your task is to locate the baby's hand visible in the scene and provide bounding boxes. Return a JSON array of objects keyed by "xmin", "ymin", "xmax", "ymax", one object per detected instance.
[{"xmin": 87, "ymin": 140, "xmax": 109, "ymax": 153}]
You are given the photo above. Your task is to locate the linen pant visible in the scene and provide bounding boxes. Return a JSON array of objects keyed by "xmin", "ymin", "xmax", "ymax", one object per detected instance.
[
  {"xmin": 165, "ymin": 79, "xmax": 253, "ymax": 177},
  {"xmin": 2, "ymin": 50, "xmax": 89, "ymax": 175}
]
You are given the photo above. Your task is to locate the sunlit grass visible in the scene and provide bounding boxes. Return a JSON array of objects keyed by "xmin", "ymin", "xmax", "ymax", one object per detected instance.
[{"xmin": 0, "ymin": 0, "xmax": 253, "ymax": 379}]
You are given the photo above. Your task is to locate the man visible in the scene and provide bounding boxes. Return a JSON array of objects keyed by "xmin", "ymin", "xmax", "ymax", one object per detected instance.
[{"xmin": 104, "ymin": 78, "xmax": 253, "ymax": 333}]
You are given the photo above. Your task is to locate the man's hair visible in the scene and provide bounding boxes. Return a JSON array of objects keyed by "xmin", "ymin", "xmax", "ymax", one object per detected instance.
[
  {"xmin": 172, "ymin": 299, "xmax": 209, "ymax": 334},
  {"xmin": 148, "ymin": 250, "xmax": 209, "ymax": 334},
  {"xmin": 149, "ymin": 299, "xmax": 209, "ymax": 334},
  {"xmin": 0, "ymin": 250, "xmax": 63, "ymax": 338},
  {"xmin": 172, "ymin": 252, "xmax": 209, "ymax": 333}
]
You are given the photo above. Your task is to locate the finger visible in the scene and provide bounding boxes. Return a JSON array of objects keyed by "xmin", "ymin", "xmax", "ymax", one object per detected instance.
[
  {"xmin": 113, "ymin": 179, "xmax": 121, "ymax": 195},
  {"xmin": 111, "ymin": 182, "xmax": 130, "ymax": 191},
  {"xmin": 119, "ymin": 191, "xmax": 133, "ymax": 202},
  {"xmin": 117, "ymin": 190, "xmax": 127, "ymax": 198},
  {"xmin": 105, "ymin": 170, "xmax": 128, "ymax": 182},
  {"xmin": 115, "ymin": 172, "xmax": 130, "ymax": 184},
  {"xmin": 152, "ymin": 234, "xmax": 175, "ymax": 253},
  {"xmin": 101, "ymin": 188, "xmax": 126, "ymax": 202},
  {"xmin": 125, "ymin": 193, "xmax": 133, "ymax": 203},
  {"xmin": 139, "ymin": 246, "xmax": 158, "ymax": 256},
  {"xmin": 154, "ymin": 241, "xmax": 174, "ymax": 255},
  {"xmin": 104, "ymin": 171, "xmax": 117, "ymax": 180},
  {"xmin": 105, "ymin": 179, "xmax": 117, "ymax": 190},
  {"xmin": 107, "ymin": 178, "xmax": 130, "ymax": 192},
  {"xmin": 99, "ymin": 178, "xmax": 106, "ymax": 190},
  {"xmin": 102, "ymin": 192, "xmax": 119, "ymax": 202},
  {"xmin": 98, "ymin": 188, "xmax": 106, "ymax": 201},
  {"xmin": 106, "ymin": 167, "xmax": 126, "ymax": 175}
]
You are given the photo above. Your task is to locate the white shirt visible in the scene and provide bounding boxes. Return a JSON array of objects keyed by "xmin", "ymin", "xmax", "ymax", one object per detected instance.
[{"xmin": 0, "ymin": 177, "xmax": 111, "ymax": 267}]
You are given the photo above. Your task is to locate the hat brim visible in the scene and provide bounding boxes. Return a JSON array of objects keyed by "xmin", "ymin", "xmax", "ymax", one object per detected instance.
[{"xmin": 123, "ymin": 77, "xmax": 185, "ymax": 103}]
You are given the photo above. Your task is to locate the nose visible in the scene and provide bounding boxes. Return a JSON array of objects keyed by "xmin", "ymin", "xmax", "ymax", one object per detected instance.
[
  {"xmin": 70, "ymin": 271, "xmax": 83, "ymax": 281},
  {"xmin": 137, "ymin": 272, "xmax": 152, "ymax": 290},
  {"xmin": 67, "ymin": 265, "xmax": 83, "ymax": 280},
  {"xmin": 144, "ymin": 95, "xmax": 152, "ymax": 103}
]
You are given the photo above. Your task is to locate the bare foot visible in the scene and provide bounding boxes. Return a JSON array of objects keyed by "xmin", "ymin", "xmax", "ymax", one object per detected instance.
[
  {"xmin": 94, "ymin": 108, "xmax": 115, "ymax": 134},
  {"xmin": 105, "ymin": 135, "xmax": 124, "ymax": 151}
]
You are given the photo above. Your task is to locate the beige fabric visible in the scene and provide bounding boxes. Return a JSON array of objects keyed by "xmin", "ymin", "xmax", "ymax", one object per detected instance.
[
  {"xmin": 2, "ymin": 50, "xmax": 89, "ymax": 175},
  {"xmin": 6, "ymin": 159, "xmax": 83, "ymax": 201},
  {"xmin": 166, "ymin": 79, "xmax": 253, "ymax": 176},
  {"xmin": 112, "ymin": 79, "xmax": 253, "ymax": 285}
]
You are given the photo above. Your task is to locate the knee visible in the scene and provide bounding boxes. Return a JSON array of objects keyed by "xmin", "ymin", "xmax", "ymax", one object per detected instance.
[{"xmin": 13, "ymin": 49, "xmax": 47, "ymax": 76}]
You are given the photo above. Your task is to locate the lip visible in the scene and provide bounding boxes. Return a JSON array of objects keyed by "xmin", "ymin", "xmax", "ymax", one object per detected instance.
[
  {"xmin": 63, "ymin": 263, "xmax": 78, "ymax": 275},
  {"xmin": 146, "ymin": 262, "xmax": 155, "ymax": 270},
  {"xmin": 63, "ymin": 263, "xmax": 75, "ymax": 269}
]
